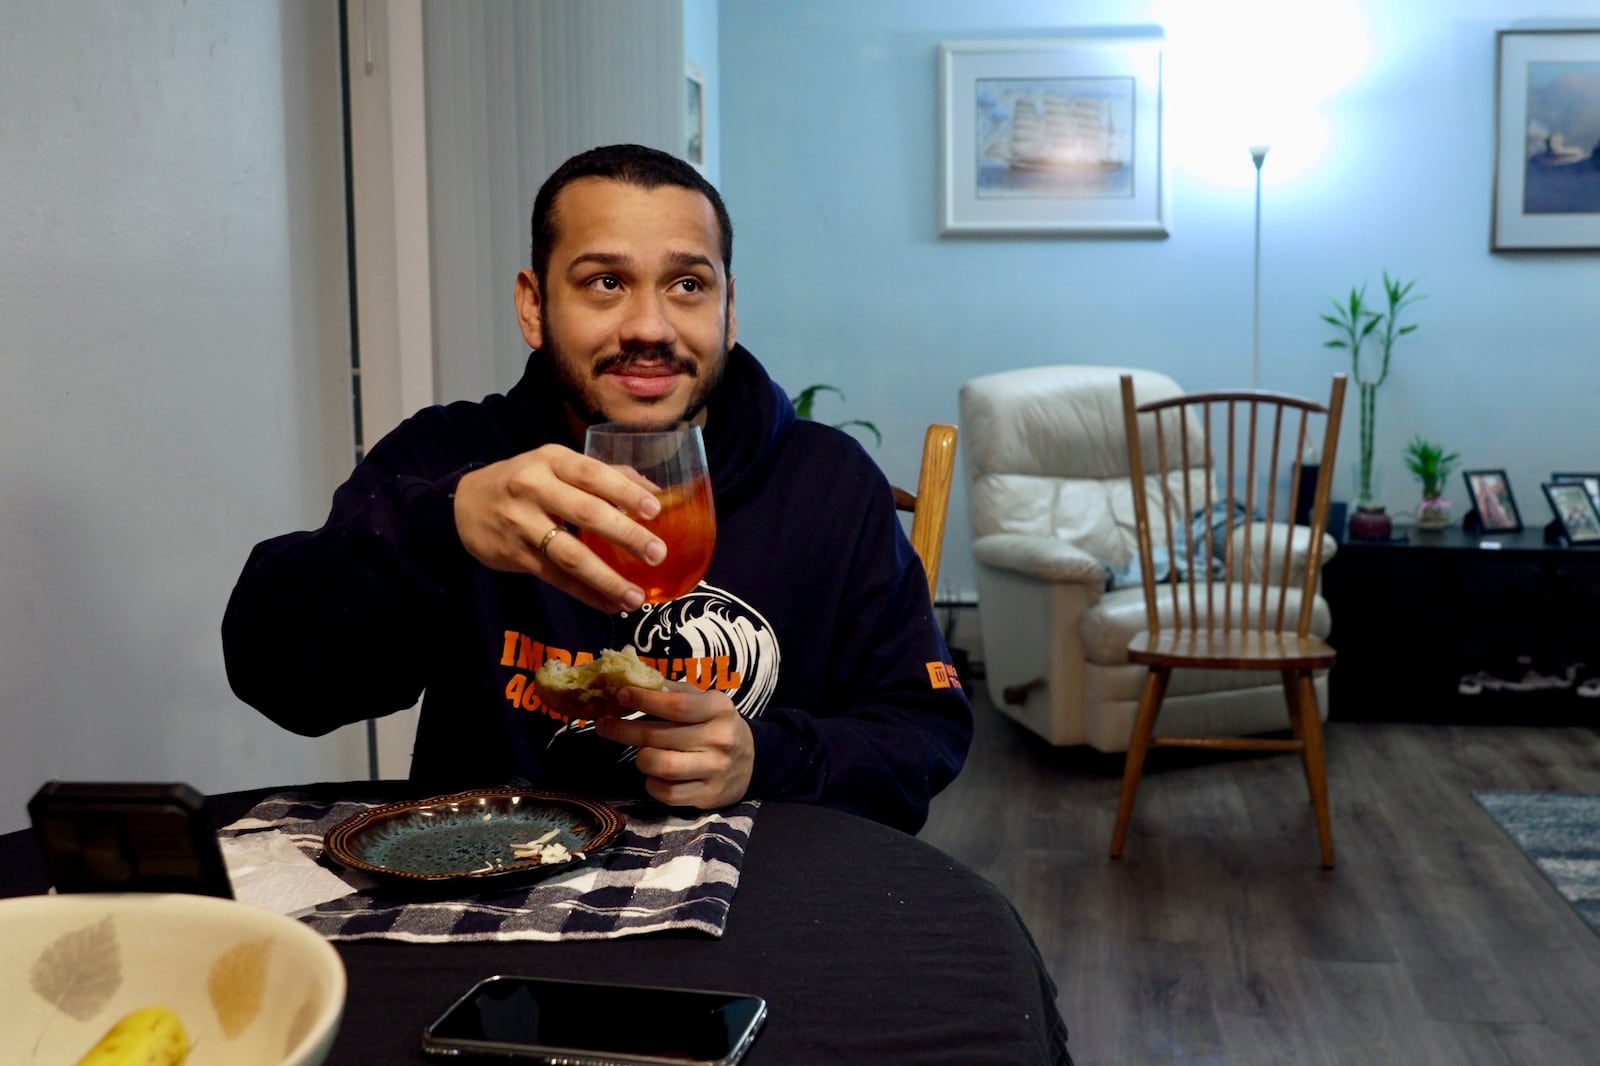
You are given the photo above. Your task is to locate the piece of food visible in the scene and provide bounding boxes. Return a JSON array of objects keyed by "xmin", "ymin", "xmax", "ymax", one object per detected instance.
[
  {"xmin": 72, "ymin": 1005, "xmax": 189, "ymax": 1066},
  {"xmin": 534, "ymin": 645, "xmax": 667, "ymax": 721},
  {"xmin": 510, "ymin": 828, "xmax": 582, "ymax": 865}
]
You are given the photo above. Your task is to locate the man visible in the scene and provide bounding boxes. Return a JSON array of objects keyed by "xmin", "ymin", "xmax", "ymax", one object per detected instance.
[{"xmin": 223, "ymin": 144, "xmax": 970, "ymax": 834}]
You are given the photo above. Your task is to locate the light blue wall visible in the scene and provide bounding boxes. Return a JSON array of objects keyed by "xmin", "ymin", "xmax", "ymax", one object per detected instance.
[{"xmin": 721, "ymin": 1, "xmax": 1600, "ymax": 600}]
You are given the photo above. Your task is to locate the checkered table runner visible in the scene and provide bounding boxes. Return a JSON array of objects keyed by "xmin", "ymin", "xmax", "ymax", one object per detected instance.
[{"xmin": 219, "ymin": 792, "xmax": 758, "ymax": 942}]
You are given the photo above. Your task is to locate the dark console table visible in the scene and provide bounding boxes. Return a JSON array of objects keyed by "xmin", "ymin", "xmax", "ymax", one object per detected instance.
[{"xmin": 1322, "ymin": 525, "xmax": 1600, "ymax": 723}]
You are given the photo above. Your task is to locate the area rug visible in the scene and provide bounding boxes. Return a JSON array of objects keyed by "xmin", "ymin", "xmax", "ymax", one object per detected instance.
[{"xmin": 1474, "ymin": 790, "xmax": 1600, "ymax": 935}]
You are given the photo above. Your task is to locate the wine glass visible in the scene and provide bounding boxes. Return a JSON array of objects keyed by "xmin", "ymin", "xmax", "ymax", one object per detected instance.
[{"xmin": 582, "ymin": 422, "xmax": 716, "ymax": 604}]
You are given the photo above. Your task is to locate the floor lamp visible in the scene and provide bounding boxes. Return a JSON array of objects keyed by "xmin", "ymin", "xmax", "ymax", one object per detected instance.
[{"xmin": 1249, "ymin": 144, "xmax": 1269, "ymax": 390}]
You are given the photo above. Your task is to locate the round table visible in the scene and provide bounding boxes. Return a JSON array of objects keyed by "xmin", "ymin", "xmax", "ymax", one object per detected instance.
[{"xmin": 0, "ymin": 783, "xmax": 1072, "ymax": 1065}]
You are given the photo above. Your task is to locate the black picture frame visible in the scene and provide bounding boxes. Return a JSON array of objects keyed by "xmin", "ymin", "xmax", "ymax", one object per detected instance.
[
  {"xmin": 1463, "ymin": 469, "xmax": 1523, "ymax": 532},
  {"xmin": 1551, "ymin": 472, "xmax": 1600, "ymax": 514},
  {"xmin": 1543, "ymin": 481, "xmax": 1600, "ymax": 544}
]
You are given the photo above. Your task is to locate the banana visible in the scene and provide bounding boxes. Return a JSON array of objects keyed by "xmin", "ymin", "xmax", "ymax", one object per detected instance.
[{"xmin": 72, "ymin": 1005, "xmax": 190, "ymax": 1066}]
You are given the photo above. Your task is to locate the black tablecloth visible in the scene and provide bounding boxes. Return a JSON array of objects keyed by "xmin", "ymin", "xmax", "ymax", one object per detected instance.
[{"xmin": 0, "ymin": 783, "xmax": 1072, "ymax": 1065}]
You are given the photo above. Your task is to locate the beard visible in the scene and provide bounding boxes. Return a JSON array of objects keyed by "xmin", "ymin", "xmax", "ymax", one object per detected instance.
[{"xmin": 544, "ymin": 318, "xmax": 729, "ymax": 428}]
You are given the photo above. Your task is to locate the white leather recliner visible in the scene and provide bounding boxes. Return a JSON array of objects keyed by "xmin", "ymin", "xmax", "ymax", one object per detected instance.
[{"xmin": 959, "ymin": 365, "xmax": 1336, "ymax": 751}]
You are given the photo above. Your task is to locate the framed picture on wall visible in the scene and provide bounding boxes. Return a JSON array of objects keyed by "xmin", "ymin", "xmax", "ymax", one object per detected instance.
[
  {"xmin": 1490, "ymin": 29, "xmax": 1600, "ymax": 251},
  {"xmin": 1552, "ymin": 471, "xmax": 1600, "ymax": 512},
  {"xmin": 1543, "ymin": 481, "xmax": 1600, "ymax": 543},
  {"xmin": 685, "ymin": 63, "xmax": 706, "ymax": 169},
  {"xmin": 1463, "ymin": 469, "xmax": 1523, "ymax": 532},
  {"xmin": 937, "ymin": 35, "xmax": 1169, "ymax": 237}
]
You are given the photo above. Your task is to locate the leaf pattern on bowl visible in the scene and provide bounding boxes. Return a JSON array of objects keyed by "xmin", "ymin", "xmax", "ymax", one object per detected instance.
[
  {"xmin": 284, "ymin": 980, "xmax": 322, "ymax": 1057},
  {"xmin": 207, "ymin": 937, "xmax": 272, "ymax": 1038},
  {"xmin": 29, "ymin": 914, "xmax": 122, "ymax": 1021}
]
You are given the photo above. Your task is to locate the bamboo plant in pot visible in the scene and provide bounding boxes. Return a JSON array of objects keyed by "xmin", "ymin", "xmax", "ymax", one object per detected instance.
[
  {"xmin": 1321, "ymin": 271, "xmax": 1422, "ymax": 541},
  {"xmin": 1403, "ymin": 435, "xmax": 1459, "ymax": 529}
]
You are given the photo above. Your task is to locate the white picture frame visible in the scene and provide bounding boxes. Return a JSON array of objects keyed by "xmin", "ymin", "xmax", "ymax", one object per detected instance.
[
  {"xmin": 685, "ymin": 62, "xmax": 706, "ymax": 169},
  {"xmin": 1491, "ymin": 29, "xmax": 1600, "ymax": 252},
  {"xmin": 938, "ymin": 35, "xmax": 1169, "ymax": 238}
]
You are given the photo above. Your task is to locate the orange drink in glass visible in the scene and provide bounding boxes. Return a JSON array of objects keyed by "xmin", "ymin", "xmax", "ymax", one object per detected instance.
[{"xmin": 581, "ymin": 422, "xmax": 716, "ymax": 604}]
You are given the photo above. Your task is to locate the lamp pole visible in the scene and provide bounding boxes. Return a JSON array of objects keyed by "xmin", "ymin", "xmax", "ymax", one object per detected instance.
[{"xmin": 1249, "ymin": 144, "xmax": 1269, "ymax": 391}]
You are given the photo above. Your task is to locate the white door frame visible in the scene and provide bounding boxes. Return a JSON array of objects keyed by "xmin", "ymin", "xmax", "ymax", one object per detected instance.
[{"xmin": 345, "ymin": 0, "xmax": 434, "ymax": 778}]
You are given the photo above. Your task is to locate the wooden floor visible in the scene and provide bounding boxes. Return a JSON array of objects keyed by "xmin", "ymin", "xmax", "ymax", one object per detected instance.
[{"xmin": 921, "ymin": 687, "xmax": 1600, "ymax": 1065}]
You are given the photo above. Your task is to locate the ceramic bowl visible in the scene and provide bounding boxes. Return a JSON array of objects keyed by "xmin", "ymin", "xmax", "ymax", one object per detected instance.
[{"xmin": 0, "ymin": 892, "xmax": 345, "ymax": 1065}]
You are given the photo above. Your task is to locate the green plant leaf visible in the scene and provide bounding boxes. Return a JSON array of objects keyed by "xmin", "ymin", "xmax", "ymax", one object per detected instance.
[
  {"xmin": 790, "ymin": 383, "xmax": 845, "ymax": 420},
  {"xmin": 836, "ymin": 418, "xmax": 883, "ymax": 448},
  {"xmin": 1402, "ymin": 434, "xmax": 1457, "ymax": 495},
  {"xmin": 788, "ymin": 383, "xmax": 881, "ymax": 447}
]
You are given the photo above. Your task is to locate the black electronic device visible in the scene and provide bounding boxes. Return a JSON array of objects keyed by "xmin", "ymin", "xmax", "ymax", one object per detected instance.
[
  {"xmin": 27, "ymin": 780, "xmax": 234, "ymax": 898},
  {"xmin": 421, "ymin": 974, "xmax": 767, "ymax": 1065}
]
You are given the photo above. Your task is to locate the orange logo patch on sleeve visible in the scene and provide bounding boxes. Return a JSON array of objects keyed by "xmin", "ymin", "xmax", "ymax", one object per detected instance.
[{"xmin": 925, "ymin": 661, "xmax": 962, "ymax": 690}]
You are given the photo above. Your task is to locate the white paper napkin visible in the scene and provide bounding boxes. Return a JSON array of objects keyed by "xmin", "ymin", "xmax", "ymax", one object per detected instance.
[{"xmin": 219, "ymin": 829, "xmax": 358, "ymax": 915}]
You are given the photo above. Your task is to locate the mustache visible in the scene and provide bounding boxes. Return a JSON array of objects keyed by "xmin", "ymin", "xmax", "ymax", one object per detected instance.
[{"xmin": 592, "ymin": 348, "xmax": 699, "ymax": 377}]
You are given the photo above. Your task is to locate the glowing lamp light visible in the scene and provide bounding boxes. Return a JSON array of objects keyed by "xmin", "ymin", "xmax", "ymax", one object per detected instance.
[{"xmin": 1155, "ymin": 0, "xmax": 1372, "ymax": 186}]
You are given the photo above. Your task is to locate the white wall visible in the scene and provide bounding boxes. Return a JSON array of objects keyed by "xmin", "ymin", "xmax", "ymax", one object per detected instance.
[
  {"xmin": 720, "ymin": 1, "xmax": 1600, "ymax": 600},
  {"xmin": 0, "ymin": 1, "xmax": 367, "ymax": 833}
]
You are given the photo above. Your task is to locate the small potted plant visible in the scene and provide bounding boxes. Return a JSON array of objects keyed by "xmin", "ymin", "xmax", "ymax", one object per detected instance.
[
  {"xmin": 1402, "ymin": 435, "xmax": 1459, "ymax": 529},
  {"xmin": 1321, "ymin": 271, "xmax": 1422, "ymax": 540}
]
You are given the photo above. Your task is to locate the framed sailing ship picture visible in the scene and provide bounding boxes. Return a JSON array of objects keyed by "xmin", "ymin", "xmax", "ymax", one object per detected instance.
[
  {"xmin": 1491, "ymin": 29, "xmax": 1600, "ymax": 251},
  {"xmin": 938, "ymin": 35, "xmax": 1168, "ymax": 237}
]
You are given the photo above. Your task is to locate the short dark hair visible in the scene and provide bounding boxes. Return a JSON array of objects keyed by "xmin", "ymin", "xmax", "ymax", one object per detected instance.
[{"xmin": 529, "ymin": 144, "xmax": 733, "ymax": 291}]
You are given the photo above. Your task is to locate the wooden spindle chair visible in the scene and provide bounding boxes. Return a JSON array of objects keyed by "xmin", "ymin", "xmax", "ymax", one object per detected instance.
[
  {"xmin": 1109, "ymin": 374, "xmax": 1347, "ymax": 868},
  {"xmin": 892, "ymin": 424, "xmax": 958, "ymax": 600}
]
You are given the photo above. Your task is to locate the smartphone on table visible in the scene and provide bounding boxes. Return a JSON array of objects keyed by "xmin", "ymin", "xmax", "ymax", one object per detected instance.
[{"xmin": 421, "ymin": 974, "xmax": 767, "ymax": 1065}]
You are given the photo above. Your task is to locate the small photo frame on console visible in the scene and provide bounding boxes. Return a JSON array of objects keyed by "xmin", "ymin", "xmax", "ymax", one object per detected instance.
[
  {"xmin": 1543, "ymin": 481, "xmax": 1600, "ymax": 544},
  {"xmin": 1463, "ymin": 469, "xmax": 1523, "ymax": 532},
  {"xmin": 1551, "ymin": 472, "xmax": 1600, "ymax": 514}
]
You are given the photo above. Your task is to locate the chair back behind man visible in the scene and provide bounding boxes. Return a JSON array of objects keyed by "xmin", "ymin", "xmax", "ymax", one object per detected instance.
[{"xmin": 893, "ymin": 423, "xmax": 958, "ymax": 600}]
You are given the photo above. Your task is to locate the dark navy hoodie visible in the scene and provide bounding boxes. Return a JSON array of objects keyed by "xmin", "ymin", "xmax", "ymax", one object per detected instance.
[{"xmin": 222, "ymin": 345, "xmax": 972, "ymax": 833}]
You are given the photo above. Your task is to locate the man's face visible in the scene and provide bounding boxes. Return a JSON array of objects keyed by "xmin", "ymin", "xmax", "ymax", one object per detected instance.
[{"xmin": 515, "ymin": 177, "xmax": 737, "ymax": 428}]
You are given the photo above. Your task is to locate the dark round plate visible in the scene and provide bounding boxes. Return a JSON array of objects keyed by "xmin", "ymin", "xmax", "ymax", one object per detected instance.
[{"xmin": 322, "ymin": 788, "xmax": 625, "ymax": 892}]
